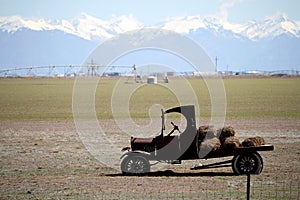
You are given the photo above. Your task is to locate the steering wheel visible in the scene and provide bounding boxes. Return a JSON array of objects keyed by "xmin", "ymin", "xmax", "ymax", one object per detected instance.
[{"xmin": 167, "ymin": 122, "xmax": 181, "ymax": 136}]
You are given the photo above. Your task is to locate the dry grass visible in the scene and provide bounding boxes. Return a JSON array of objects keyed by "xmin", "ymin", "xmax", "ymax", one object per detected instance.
[{"xmin": 0, "ymin": 120, "xmax": 299, "ymax": 199}]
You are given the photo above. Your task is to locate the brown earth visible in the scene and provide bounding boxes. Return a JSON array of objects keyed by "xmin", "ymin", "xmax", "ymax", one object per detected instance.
[{"xmin": 0, "ymin": 119, "xmax": 299, "ymax": 199}]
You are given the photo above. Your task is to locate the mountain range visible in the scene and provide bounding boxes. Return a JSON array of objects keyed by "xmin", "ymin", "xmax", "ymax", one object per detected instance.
[{"xmin": 0, "ymin": 13, "xmax": 299, "ymax": 72}]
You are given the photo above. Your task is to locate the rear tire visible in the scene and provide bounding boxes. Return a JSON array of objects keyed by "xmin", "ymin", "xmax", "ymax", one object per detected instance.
[
  {"xmin": 121, "ymin": 155, "xmax": 150, "ymax": 175},
  {"xmin": 232, "ymin": 152, "xmax": 263, "ymax": 175}
]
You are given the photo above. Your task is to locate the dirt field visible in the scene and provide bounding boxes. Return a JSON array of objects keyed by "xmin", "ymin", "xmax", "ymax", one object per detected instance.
[
  {"xmin": 1, "ymin": 119, "xmax": 299, "ymax": 199},
  {"xmin": 0, "ymin": 77, "xmax": 299, "ymax": 199}
]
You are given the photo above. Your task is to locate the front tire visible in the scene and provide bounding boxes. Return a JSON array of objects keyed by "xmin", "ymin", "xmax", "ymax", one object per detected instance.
[
  {"xmin": 121, "ymin": 155, "xmax": 150, "ymax": 175},
  {"xmin": 232, "ymin": 152, "xmax": 263, "ymax": 175}
]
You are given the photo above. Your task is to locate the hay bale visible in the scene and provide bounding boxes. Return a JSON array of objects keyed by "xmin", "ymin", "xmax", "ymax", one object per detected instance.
[
  {"xmin": 196, "ymin": 126, "xmax": 219, "ymax": 157},
  {"xmin": 197, "ymin": 125, "xmax": 216, "ymax": 142},
  {"xmin": 242, "ymin": 136, "xmax": 265, "ymax": 147},
  {"xmin": 218, "ymin": 126, "xmax": 236, "ymax": 143},
  {"xmin": 222, "ymin": 136, "xmax": 240, "ymax": 149},
  {"xmin": 199, "ymin": 137, "xmax": 221, "ymax": 153}
]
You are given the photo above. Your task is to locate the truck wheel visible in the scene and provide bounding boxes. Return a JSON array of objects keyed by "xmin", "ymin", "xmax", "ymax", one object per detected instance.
[
  {"xmin": 121, "ymin": 155, "xmax": 150, "ymax": 175},
  {"xmin": 232, "ymin": 152, "xmax": 263, "ymax": 175}
]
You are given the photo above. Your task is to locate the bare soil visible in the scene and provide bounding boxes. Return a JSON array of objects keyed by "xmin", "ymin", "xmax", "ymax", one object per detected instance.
[{"xmin": 0, "ymin": 119, "xmax": 299, "ymax": 199}]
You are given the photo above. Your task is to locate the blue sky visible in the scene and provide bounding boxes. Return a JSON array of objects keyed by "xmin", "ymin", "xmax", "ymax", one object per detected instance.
[{"xmin": 0, "ymin": 0, "xmax": 299, "ymax": 24}]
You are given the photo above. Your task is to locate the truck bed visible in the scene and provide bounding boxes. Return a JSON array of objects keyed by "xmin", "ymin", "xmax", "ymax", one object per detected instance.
[{"xmin": 204, "ymin": 144, "xmax": 274, "ymax": 159}]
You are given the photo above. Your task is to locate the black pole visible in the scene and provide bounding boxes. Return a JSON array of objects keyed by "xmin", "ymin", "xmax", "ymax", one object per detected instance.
[
  {"xmin": 215, "ymin": 56, "xmax": 218, "ymax": 73},
  {"xmin": 247, "ymin": 173, "xmax": 251, "ymax": 200}
]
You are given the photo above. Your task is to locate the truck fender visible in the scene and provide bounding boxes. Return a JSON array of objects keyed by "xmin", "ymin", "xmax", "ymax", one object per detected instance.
[{"xmin": 120, "ymin": 150, "xmax": 151, "ymax": 160}]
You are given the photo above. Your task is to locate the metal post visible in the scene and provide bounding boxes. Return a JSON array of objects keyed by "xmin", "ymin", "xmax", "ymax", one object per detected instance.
[
  {"xmin": 247, "ymin": 173, "xmax": 251, "ymax": 200},
  {"xmin": 215, "ymin": 56, "xmax": 218, "ymax": 73}
]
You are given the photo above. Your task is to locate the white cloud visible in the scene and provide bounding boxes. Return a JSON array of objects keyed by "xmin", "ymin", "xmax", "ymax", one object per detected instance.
[{"xmin": 219, "ymin": 0, "xmax": 244, "ymax": 23}]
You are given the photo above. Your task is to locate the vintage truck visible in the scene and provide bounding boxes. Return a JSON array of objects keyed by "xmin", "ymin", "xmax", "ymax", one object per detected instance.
[{"xmin": 120, "ymin": 105, "xmax": 274, "ymax": 175}]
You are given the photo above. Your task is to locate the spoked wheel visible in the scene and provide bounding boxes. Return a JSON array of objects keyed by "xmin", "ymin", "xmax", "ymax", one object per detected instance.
[
  {"xmin": 121, "ymin": 155, "xmax": 150, "ymax": 175},
  {"xmin": 232, "ymin": 152, "xmax": 263, "ymax": 175}
]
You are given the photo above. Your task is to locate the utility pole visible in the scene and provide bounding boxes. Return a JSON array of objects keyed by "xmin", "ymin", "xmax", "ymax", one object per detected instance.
[
  {"xmin": 215, "ymin": 56, "xmax": 218, "ymax": 73},
  {"xmin": 88, "ymin": 58, "xmax": 96, "ymax": 76}
]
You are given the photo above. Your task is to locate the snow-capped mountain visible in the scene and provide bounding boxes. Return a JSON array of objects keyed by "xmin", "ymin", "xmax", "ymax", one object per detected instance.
[
  {"xmin": 69, "ymin": 13, "xmax": 142, "ymax": 40},
  {"xmin": 1, "ymin": 13, "xmax": 299, "ymax": 41},
  {"xmin": 0, "ymin": 13, "xmax": 142, "ymax": 41},
  {"xmin": 161, "ymin": 13, "xmax": 300, "ymax": 40},
  {"xmin": 239, "ymin": 14, "xmax": 300, "ymax": 40},
  {"xmin": 0, "ymin": 13, "xmax": 299, "ymax": 71}
]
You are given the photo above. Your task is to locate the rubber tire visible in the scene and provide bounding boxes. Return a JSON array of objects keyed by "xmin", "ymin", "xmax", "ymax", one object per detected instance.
[
  {"xmin": 232, "ymin": 152, "xmax": 263, "ymax": 175},
  {"xmin": 121, "ymin": 155, "xmax": 150, "ymax": 175}
]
